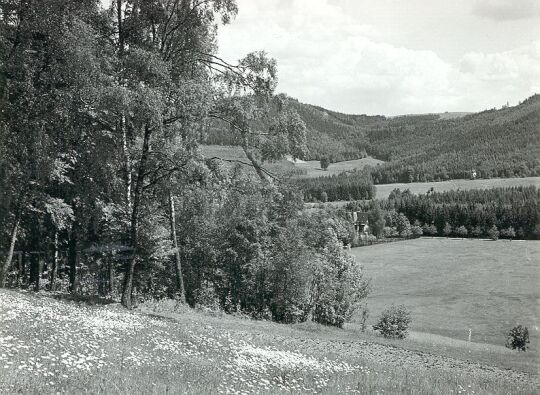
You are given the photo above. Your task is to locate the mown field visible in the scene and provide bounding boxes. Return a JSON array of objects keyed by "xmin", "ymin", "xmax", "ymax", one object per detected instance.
[
  {"xmin": 200, "ymin": 145, "xmax": 384, "ymax": 178},
  {"xmin": 350, "ymin": 238, "xmax": 540, "ymax": 357},
  {"xmin": 0, "ymin": 290, "xmax": 538, "ymax": 394},
  {"xmin": 374, "ymin": 177, "xmax": 540, "ymax": 200}
]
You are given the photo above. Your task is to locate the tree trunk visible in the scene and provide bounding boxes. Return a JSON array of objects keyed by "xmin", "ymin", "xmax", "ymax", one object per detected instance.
[
  {"xmin": 29, "ymin": 253, "xmax": 42, "ymax": 292},
  {"xmin": 121, "ymin": 125, "xmax": 152, "ymax": 308},
  {"xmin": 168, "ymin": 191, "xmax": 185, "ymax": 302},
  {"xmin": 121, "ymin": 114, "xmax": 132, "ymax": 211},
  {"xmin": 109, "ymin": 259, "xmax": 114, "ymax": 296},
  {"xmin": 0, "ymin": 213, "xmax": 20, "ymax": 287},
  {"xmin": 68, "ymin": 225, "xmax": 79, "ymax": 293},
  {"xmin": 241, "ymin": 142, "xmax": 269, "ymax": 183},
  {"xmin": 116, "ymin": 0, "xmax": 124, "ymax": 56},
  {"xmin": 49, "ymin": 231, "xmax": 58, "ymax": 291}
]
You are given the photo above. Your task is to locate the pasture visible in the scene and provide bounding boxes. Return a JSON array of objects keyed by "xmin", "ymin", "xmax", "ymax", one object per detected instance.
[
  {"xmin": 374, "ymin": 177, "xmax": 540, "ymax": 200},
  {"xmin": 292, "ymin": 157, "xmax": 384, "ymax": 178},
  {"xmin": 350, "ymin": 238, "xmax": 540, "ymax": 356},
  {"xmin": 200, "ymin": 145, "xmax": 384, "ymax": 178}
]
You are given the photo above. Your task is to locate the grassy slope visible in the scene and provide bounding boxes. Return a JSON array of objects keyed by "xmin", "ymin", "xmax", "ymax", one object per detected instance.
[
  {"xmin": 373, "ymin": 177, "xmax": 540, "ymax": 199},
  {"xmin": 200, "ymin": 145, "xmax": 384, "ymax": 179},
  {"xmin": 305, "ymin": 177, "xmax": 540, "ymax": 208},
  {"xmin": 350, "ymin": 239, "xmax": 540, "ymax": 361},
  {"xmin": 295, "ymin": 158, "xmax": 384, "ymax": 178},
  {"xmin": 0, "ymin": 290, "xmax": 538, "ymax": 394}
]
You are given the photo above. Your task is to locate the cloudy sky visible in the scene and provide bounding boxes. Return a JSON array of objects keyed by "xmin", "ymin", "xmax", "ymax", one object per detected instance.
[{"xmin": 217, "ymin": 0, "xmax": 540, "ymax": 115}]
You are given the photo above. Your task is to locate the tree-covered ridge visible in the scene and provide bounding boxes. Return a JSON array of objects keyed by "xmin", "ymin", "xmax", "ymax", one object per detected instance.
[
  {"xmin": 367, "ymin": 95, "xmax": 540, "ymax": 183},
  {"xmin": 207, "ymin": 93, "xmax": 540, "ymax": 184},
  {"xmin": 206, "ymin": 97, "xmax": 384, "ymax": 162}
]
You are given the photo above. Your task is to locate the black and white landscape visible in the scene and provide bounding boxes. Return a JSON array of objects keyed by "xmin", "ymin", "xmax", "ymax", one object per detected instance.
[{"xmin": 0, "ymin": 1, "xmax": 539, "ymax": 394}]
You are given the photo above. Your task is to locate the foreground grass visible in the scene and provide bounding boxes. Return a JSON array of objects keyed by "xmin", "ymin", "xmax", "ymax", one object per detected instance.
[{"xmin": 0, "ymin": 290, "xmax": 538, "ymax": 394}]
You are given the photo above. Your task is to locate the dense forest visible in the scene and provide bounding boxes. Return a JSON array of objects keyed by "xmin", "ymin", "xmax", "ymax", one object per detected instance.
[
  {"xmin": 345, "ymin": 186, "xmax": 540, "ymax": 240},
  {"xmin": 208, "ymin": 91, "xmax": 540, "ymax": 184},
  {"xmin": 367, "ymin": 96, "xmax": 540, "ymax": 183},
  {"xmin": 297, "ymin": 170, "xmax": 376, "ymax": 202},
  {"xmin": 0, "ymin": 0, "xmax": 370, "ymax": 326}
]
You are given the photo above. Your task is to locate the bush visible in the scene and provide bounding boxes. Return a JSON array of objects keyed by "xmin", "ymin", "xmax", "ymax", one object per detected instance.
[
  {"xmin": 500, "ymin": 227, "xmax": 516, "ymax": 239},
  {"xmin": 382, "ymin": 226, "xmax": 398, "ymax": 238},
  {"xmin": 311, "ymin": 231, "xmax": 370, "ymax": 327},
  {"xmin": 411, "ymin": 225, "xmax": 423, "ymax": 237},
  {"xmin": 506, "ymin": 325, "xmax": 530, "ymax": 351},
  {"xmin": 320, "ymin": 157, "xmax": 330, "ymax": 171},
  {"xmin": 320, "ymin": 191, "xmax": 328, "ymax": 203},
  {"xmin": 471, "ymin": 225, "xmax": 483, "ymax": 237},
  {"xmin": 455, "ymin": 225, "xmax": 468, "ymax": 237},
  {"xmin": 442, "ymin": 222, "xmax": 453, "ymax": 237},
  {"xmin": 487, "ymin": 225, "xmax": 500, "ymax": 240},
  {"xmin": 422, "ymin": 223, "xmax": 438, "ymax": 236},
  {"xmin": 372, "ymin": 305, "xmax": 412, "ymax": 339}
]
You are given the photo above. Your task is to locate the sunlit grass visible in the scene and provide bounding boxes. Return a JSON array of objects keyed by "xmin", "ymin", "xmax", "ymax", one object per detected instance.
[{"xmin": 1, "ymin": 290, "xmax": 538, "ymax": 394}]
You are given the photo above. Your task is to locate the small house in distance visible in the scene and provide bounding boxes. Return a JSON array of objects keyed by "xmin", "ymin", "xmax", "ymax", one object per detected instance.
[{"xmin": 346, "ymin": 211, "xmax": 369, "ymax": 235}]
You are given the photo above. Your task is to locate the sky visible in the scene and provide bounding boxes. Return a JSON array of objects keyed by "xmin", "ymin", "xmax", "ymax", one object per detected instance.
[{"xmin": 217, "ymin": 0, "xmax": 540, "ymax": 115}]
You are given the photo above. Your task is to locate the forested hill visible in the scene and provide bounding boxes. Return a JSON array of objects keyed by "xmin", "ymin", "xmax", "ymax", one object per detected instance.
[
  {"xmin": 368, "ymin": 94, "xmax": 540, "ymax": 183},
  {"xmin": 205, "ymin": 98, "xmax": 386, "ymax": 162},
  {"xmin": 206, "ymin": 94, "xmax": 540, "ymax": 182}
]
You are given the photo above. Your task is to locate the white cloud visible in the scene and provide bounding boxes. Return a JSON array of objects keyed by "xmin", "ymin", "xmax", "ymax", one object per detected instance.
[
  {"xmin": 472, "ymin": 0, "xmax": 540, "ymax": 21},
  {"xmin": 218, "ymin": 0, "xmax": 539, "ymax": 115}
]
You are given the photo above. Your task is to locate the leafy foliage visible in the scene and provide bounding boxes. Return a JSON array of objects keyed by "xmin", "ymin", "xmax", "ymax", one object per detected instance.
[
  {"xmin": 372, "ymin": 305, "xmax": 412, "ymax": 339},
  {"xmin": 505, "ymin": 325, "xmax": 530, "ymax": 352}
]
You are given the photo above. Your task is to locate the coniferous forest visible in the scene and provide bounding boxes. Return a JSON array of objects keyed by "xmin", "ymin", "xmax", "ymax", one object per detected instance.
[
  {"xmin": 344, "ymin": 186, "xmax": 540, "ymax": 241},
  {"xmin": 209, "ymin": 95, "xmax": 540, "ymax": 184}
]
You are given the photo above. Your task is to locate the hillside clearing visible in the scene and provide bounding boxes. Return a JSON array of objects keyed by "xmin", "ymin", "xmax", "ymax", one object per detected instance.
[
  {"xmin": 350, "ymin": 238, "xmax": 540, "ymax": 365},
  {"xmin": 199, "ymin": 145, "xmax": 384, "ymax": 178},
  {"xmin": 0, "ymin": 290, "xmax": 538, "ymax": 394},
  {"xmin": 374, "ymin": 177, "xmax": 540, "ymax": 200},
  {"xmin": 307, "ymin": 177, "xmax": 540, "ymax": 207}
]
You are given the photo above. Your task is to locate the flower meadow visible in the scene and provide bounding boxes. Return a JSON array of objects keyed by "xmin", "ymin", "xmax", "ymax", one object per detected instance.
[{"xmin": 0, "ymin": 290, "xmax": 537, "ymax": 394}]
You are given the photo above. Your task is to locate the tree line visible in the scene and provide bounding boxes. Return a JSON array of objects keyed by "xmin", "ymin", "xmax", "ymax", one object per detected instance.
[
  {"xmin": 297, "ymin": 170, "xmax": 376, "ymax": 202},
  {"xmin": 0, "ymin": 0, "xmax": 370, "ymax": 326},
  {"xmin": 345, "ymin": 187, "xmax": 540, "ymax": 240}
]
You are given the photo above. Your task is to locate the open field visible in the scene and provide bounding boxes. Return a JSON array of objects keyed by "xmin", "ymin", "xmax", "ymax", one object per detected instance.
[
  {"xmin": 200, "ymin": 145, "xmax": 384, "ymax": 178},
  {"xmin": 374, "ymin": 177, "xmax": 540, "ymax": 200},
  {"xmin": 293, "ymin": 158, "xmax": 384, "ymax": 178},
  {"xmin": 350, "ymin": 238, "xmax": 540, "ymax": 357},
  {"xmin": 307, "ymin": 177, "xmax": 540, "ymax": 207},
  {"xmin": 1, "ymin": 290, "xmax": 538, "ymax": 394}
]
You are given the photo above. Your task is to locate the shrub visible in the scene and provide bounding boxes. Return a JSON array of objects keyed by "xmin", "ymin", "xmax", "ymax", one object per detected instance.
[
  {"xmin": 471, "ymin": 225, "xmax": 483, "ymax": 237},
  {"xmin": 422, "ymin": 223, "xmax": 438, "ymax": 236},
  {"xmin": 442, "ymin": 222, "xmax": 452, "ymax": 237},
  {"xmin": 487, "ymin": 225, "xmax": 500, "ymax": 240},
  {"xmin": 311, "ymin": 231, "xmax": 370, "ymax": 327},
  {"xmin": 505, "ymin": 325, "xmax": 530, "ymax": 351},
  {"xmin": 372, "ymin": 305, "xmax": 412, "ymax": 339},
  {"xmin": 320, "ymin": 191, "xmax": 328, "ymax": 203},
  {"xmin": 411, "ymin": 225, "xmax": 423, "ymax": 237},
  {"xmin": 320, "ymin": 157, "xmax": 330, "ymax": 170},
  {"xmin": 455, "ymin": 225, "xmax": 468, "ymax": 237},
  {"xmin": 500, "ymin": 227, "xmax": 516, "ymax": 239},
  {"xmin": 383, "ymin": 226, "xmax": 398, "ymax": 238}
]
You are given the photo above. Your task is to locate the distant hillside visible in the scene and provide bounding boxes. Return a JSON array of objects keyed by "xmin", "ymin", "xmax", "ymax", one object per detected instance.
[
  {"xmin": 205, "ymin": 94, "xmax": 540, "ymax": 183},
  {"xmin": 367, "ymin": 94, "xmax": 540, "ymax": 183}
]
